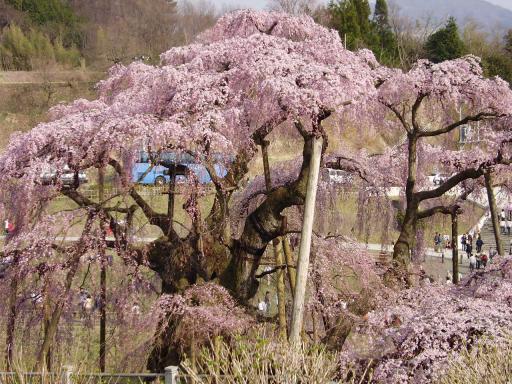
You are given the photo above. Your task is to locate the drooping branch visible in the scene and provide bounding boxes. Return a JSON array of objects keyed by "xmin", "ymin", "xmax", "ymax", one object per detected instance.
[
  {"xmin": 417, "ymin": 112, "xmax": 498, "ymax": 137},
  {"xmin": 381, "ymin": 101, "xmax": 411, "ymax": 133},
  {"xmin": 416, "ymin": 166, "xmax": 486, "ymax": 202},
  {"xmin": 417, "ymin": 204, "xmax": 461, "ymax": 220},
  {"xmin": 411, "ymin": 92, "xmax": 427, "ymax": 132},
  {"xmin": 108, "ymin": 158, "xmax": 174, "ymax": 236}
]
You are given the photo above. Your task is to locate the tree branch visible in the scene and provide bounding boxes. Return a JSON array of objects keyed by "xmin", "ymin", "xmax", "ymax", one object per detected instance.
[
  {"xmin": 108, "ymin": 158, "xmax": 173, "ymax": 235},
  {"xmin": 411, "ymin": 93, "xmax": 427, "ymax": 132},
  {"xmin": 417, "ymin": 112, "xmax": 498, "ymax": 137},
  {"xmin": 382, "ymin": 101, "xmax": 411, "ymax": 133}
]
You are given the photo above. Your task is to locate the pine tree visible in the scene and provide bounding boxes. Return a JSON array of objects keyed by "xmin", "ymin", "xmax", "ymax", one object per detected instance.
[
  {"xmin": 372, "ymin": 0, "xmax": 397, "ymax": 64},
  {"xmin": 425, "ymin": 17, "xmax": 466, "ymax": 63},
  {"xmin": 373, "ymin": 0, "xmax": 389, "ymax": 27},
  {"xmin": 328, "ymin": 0, "xmax": 361, "ymax": 49},
  {"xmin": 505, "ymin": 29, "xmax": 512, "ymax": 55},
  {"xmin": 353, "ymin": 0, "xmax": 371, "ymax": 37},
  {"xmin": 328, "ymin": 0, "xmax": 373, "ymax": 50},
  {"xmin": 329, "ymin": 0, "xmax": 399, "ymax": 66}
]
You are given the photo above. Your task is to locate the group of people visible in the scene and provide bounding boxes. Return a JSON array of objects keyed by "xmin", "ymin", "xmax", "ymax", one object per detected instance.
[
  {"xmin": 461, "ymin": 233, "xmax": 484, "ymax": 253},
  {"xmin": 462, "ymin": 232, "xmax": 489, "ymax": 272},
  {"xmin": 500, "ymin": 209, "xmax": 512, "ymax": 235},
  {"xmin": 434, "ymin": 230, "xmax": 490, "ymax": 273},
  {"xmin": 433, "ymin": 233, "xmax": 451, "ymax": 251}
]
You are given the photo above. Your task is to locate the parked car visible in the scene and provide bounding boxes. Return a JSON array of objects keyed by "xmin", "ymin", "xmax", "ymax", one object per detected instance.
[
  {"xmin": 40, "ymin": 165, "xmax": 88, "ymax": 186},
  {"xmin": 132, "ymin": 151, "xmax": 229, "ymax": 186}
]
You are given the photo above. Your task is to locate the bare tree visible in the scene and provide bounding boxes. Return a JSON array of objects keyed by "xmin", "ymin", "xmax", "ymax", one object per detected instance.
[
  {"xmin": 176, "ymin": 0, "xmax": 218, "ymax": 45},
  {"xmin": 267, "ymin": 0, "xmax": 318, "ymax": 15},
  {"xmin": 388, "ymin": 1, "xmax": 440, "ymax": 69}
]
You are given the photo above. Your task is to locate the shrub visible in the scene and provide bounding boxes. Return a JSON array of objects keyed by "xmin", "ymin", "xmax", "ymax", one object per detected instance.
[{"xmin": 0, "ymin": 23, "xmax": 81, "ymax": 70}]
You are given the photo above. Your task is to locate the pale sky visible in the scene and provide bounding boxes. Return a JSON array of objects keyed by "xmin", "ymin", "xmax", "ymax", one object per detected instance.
[{"xmin": 213, "ymin": 0, "xmax": 512, "ymax": 12}]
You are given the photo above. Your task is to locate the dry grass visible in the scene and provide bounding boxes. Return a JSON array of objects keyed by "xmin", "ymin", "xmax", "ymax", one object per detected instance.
[
  {"xmin": 181, "ymin": 329, "xmax": 342, "ymax": 384},
  {"xmin": 436, "ymin": 334, "xmax": 512, "ymax": 384}
]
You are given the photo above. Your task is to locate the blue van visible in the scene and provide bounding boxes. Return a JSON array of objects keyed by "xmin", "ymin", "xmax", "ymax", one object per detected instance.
[{"xmin": 132, "ymin": 151, "xmax": 229, "ymax": 186}]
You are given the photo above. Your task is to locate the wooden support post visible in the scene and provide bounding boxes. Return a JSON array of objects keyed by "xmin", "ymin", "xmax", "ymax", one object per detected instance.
[
  {"xmin": 484, "ymin": 170, "xmax": 503, "ymax": 256},
  {"xmin": 98, "ymin": 167, "xmax": 107, "ymax": 373},
  {"xmin": 289, "ymin": 136, "xmax": 323, "ymax": 345},
  {"xmin": 165, "ymin": 366, "xmax": 179, "ymax": 384},
  {"xmin": 451, "ymin": 211, "xmax": 459, "ymax": 284},
  {"xmin": 260, "ymin": 140, "xmax": 287, "ymax": 339},
  {"xmin": 282, "ymin": 236, "xmax": 296, "ymax": 298}
]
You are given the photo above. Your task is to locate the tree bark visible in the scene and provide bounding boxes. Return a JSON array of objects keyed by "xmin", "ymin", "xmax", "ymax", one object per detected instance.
[
  {"xmin": 283, "ymin": 237, "xmax": 296, "ymax": 298},
  {"xmin": 484, "ymin": 170, "xmax": 503, "ymax": 255},
  {"xmin": 260, "ymin": 140, "xmax": 287, "ymax": 339},
  {"xmin": 34, "ymin": 216, "xmax": 94, "ymax": 371},
  {"xmin": 290, "ymin": 136, "xmax": 323, "ymax": 345},
  {"xmin": 392, "ymin": 134, "xmax": 418, "ymax": 270},
  {"xmin": 5, "ymin": 270, "xmax": 17, "ymax": 370},
  {"xmin": 99, "ymin": 167, "xmax": 107, "ymax": 373},
  {"xmin": 451, "ymin": 211, "xmax": 459, "ymax": 284},
  {"xmin": 392, "ymin": 201, "xmax": 418, "ymax": 269}
]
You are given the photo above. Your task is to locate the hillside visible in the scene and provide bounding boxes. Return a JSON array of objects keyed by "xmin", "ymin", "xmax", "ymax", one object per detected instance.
[{"xmin": 386, "ymin": 0, "xmax": 512, "ymax": 31}]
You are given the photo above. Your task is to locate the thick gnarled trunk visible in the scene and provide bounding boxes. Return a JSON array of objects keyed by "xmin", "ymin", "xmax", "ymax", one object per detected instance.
[
  {"xmin": 147, "ymin": 135, "xmax": 318, "ymax": 371},
  {"xmin": 393, "ymin": 199, "xmax": 418, "ymax": 270}
]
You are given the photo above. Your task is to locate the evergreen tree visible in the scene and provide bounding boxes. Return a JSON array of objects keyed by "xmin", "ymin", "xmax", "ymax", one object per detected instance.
[
  {"xmin": 353, "ymin": 0, "xmax": 371, "ymax": 37},
  {"xmin": 328, "ymin": 0, "xmax": 373, "ymax": 50},
  {"xmin": 483, "ymin": 53, "xmax": 512, "ymax": 84},
  {"xmin": 329, "ymin": 0, "xmax": 399, "ymax": 65},
  {"xmin": 505, "ymin": 29, "xmax": 512, "ymax": 55},
  {"xmin": 6, "ymin": 0, "xmax": 83, "ymax": 47},
  {"xmin": 425, "ymin": 17, "xmax": 465, "ymax": 63},
  {"xmin": 373, "ymin": 0, "xmax": 389, "ymax": 26},
  {"xmin": 372, "ymin": 0, "xmax": 397, "ymax": 64},
  {"xmin": 328, "ymin": 0, "xmax": 362, "ymax": 49}
]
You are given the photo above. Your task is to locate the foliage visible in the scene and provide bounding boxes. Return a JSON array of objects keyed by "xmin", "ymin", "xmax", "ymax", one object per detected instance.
[
  {"xmin": 154, "ymin": 283, "xmax": 252, "ymax": 351},
  {"xmin": 425, "ymin": 17, "xmax": 466, "ymax": 63},
  {"xmin": 372, "ymin": 0, "xmax": 397, "ymax": 65},
  {"xmin": 6, "ymin": 0, "xmax": 83, "ymax": 47},
  {"xmin": 328, "ymin": 0, "xmax": 373, "ymax": 50},
  {"xmin": 483, "ymin": 52, "xmax": 512, "ymax": 84},
  {"xmin": 328, "ymin": 0, "xmax": 398, "ymax": 66},
  {"xmin": 0, "ymin": 23, "xmax": 81, "ymax": 70}
]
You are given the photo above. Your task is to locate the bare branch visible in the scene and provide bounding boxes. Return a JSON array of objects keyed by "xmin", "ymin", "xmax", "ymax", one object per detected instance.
[{"xmin": 418, "ymin": 112, "xmax": 498, "ymax": 137}]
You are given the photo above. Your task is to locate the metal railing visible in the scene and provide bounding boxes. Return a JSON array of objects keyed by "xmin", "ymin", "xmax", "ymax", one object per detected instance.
[{"xmin": 0, "ymin": 366, "xmax": 178, "ymax": 384}]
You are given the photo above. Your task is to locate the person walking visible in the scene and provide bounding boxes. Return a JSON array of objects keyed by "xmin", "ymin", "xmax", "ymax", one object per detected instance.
[
  {"xmin": 466, "ymin": 242, "xmax": 473, "ymax": 259},
  {"xmin": 469, "ymin": 254, "xmax": 476, "ymax": 272},
  {"xmin": 443, "ymin": 233, "xmax": 450, "ymax": 249},
  {"xmin": 476, "ymin": 254, "xmax": 481, "ymax": 270},
  {"xmin": 461, "ymin": 233, "xmax": 467, "ymax": 252},
  {"xmin": 476, "ymin": 236, "xmax": 483, "ymax": 253},
  {"xmin": 481, "ymin": 253, "xmax": 488, "ymax": 268},
  {"xmin": 501, "ymin": 217, "xmax": 507, "ymax": 235},
  {"xmin": 264, "ymin": 291, "xmax": 271, "ymax": 316}
]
